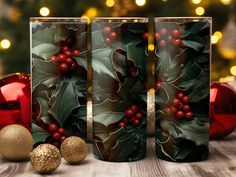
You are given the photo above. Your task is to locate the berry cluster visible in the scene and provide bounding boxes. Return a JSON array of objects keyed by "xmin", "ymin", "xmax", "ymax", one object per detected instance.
[
  {"xmin": 103, "ymin": 26, "xmax": 117, "ymax": 45},
  {"xmin": 48, "ymin": 38, "xmax": 79, "ymax": 74},
  {"xmin": 155, "ymin": 28, "xmax": 182, "ymax": 47},
  {"xmin": 48, "ymin": 123, "xmax": 66, "ymax": 148},
  {"xmin": 118, "ymin": 105, "xmax": 143, "ymax": 128},
  {"xmin": 164, "ymin": 93, "xmax": 193, "ymax": 120}
]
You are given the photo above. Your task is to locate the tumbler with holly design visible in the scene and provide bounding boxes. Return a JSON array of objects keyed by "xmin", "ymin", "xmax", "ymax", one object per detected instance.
[
  {"xmin": 30, "ymin": 18, "xmax": 88, "ymax": 148},
  {"xmin": 154, "ymin": 17, "xmax": 211, "ymax": 162},
  {"xmin": 91, "ymin": 17, "xmax": 148, "ymax": 162}
]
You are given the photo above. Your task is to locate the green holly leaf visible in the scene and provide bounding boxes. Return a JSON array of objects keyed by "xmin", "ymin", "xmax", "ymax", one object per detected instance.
[
  {"xmin": 94, "ymin": 112, "xmax": 124, "ymax": 127},
  {"xmin": 112, "ymin": 49, "xmax": 129, "ymax": 77},
  {"xmin": 91, "ymin": 30, "xmax": 104, "ymax": 49},
  {"xmin": 126, "ymin": 43, "xmax": 146, "ymax": 68},
  {"xmin": 32, "ymin": 123, "xmax": 50, "ymax": 145},
  {"xmin": 32, "ymin": 25, "xmax": 67, "ymax": 60},
  {"xmin": 181, "ymin": 61, "xmax": 202, "ymax": 80},
  {"xmin": 92, "ymin": 48, "xmax": 117, "ymax": 80},
  {"xmin": 48, "ymin": 80, "xmax": 79, "ymax": 127},
  {"xmin": 182, "ymin": 40, "xmax": 204, "ymax": 52},
  {"xmin": 32, "ymin": 58, "xmax": 60, "ymax": 90}
]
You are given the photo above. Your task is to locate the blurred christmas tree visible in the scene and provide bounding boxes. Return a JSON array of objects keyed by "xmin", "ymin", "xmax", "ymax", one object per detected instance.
[{"xmin": 0, "ymin": 0, "xmax": 235, "ymax": 81}]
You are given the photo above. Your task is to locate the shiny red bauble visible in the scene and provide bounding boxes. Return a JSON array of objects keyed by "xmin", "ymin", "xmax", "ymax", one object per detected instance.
[{"xmin": 0, "ymin": 73, "xmax": 31, "ymax": 131}]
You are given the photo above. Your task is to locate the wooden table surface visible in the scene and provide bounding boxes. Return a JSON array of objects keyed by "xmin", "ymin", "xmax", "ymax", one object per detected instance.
[{"xmin": 0, "ymin": 131, "xmax": 236, "ymax": 177}]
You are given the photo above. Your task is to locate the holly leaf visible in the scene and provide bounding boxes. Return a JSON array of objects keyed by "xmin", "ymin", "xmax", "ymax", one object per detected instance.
[
  {"xmin": 32, "ymin": 123, "xmax": 50, "ymax": 145},
  {"xmin": 94, "ymin": 112, "xmax": 124, "ymax": 127},
  {"xmin": 112, "ymin": 49, "xmax": 129, "ymax": 77},
  {"xmin": 92, "ymin": 48, "xmax": 117, "ymax": 80},
  {"xmin": 32, "ymin": 58, "xmax": 60, "ymax": 90},
  {"xmin": 126, "ymin": 43, "xmax": 146, "ymax": 68},
  {"xmin": 91, "ymin": 30, "xmax": 104, "ymax": 49},
  {"xmin": 48, "ymin": 80, "xmax": 79, "ymax": 127},
  {"xmin": 182, "ymin": 40, "xmax": 204, "ymax": 52},
  {"xmin": 32, "ymin": 25, "xmax": 67, "ymax": 60}
]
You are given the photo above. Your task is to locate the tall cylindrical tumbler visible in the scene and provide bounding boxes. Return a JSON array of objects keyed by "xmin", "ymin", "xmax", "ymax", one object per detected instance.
[
  {"xmin": 92, "ymin": 17, "xmax": 148, "ymax": 162},
  {"xmin": 154, "ymin": 17, "xmax": 211, "ymax": 162},
  {"xmin": 30, "ymin": 18, "xmax": 88, "ymax": 147}
]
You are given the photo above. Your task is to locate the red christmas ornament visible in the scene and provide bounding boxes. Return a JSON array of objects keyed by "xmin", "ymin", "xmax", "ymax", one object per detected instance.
[
  {"xmin": 0, "ymin": 73, "xmax": 31, "ymax": 131},
  {"xmin": 210, "ymin": 82, "xmax": 236, "ymax": 139}
]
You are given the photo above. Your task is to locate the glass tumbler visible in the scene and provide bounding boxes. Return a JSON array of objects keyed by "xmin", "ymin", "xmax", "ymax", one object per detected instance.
[
  {"xmin": 30, "ymin": 18, "xmax": 88, "ymax": 147},
  {"xmin": 92, "ymin": 17, "xmax": 148, "ymax": 162},
  {"xmin": 154, "ymin": 17, "xmax": 211, "ymax": 162}
]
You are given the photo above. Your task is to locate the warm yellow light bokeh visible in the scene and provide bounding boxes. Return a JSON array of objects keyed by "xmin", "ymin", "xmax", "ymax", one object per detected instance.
[
  {"xmin": 81, "ymin": 15, "xmax": 91, "ymax": 24},
  {"xmin": 148, "ymin": 44, "xmax": 155, "ymax": 51},
  {"xmin": 214, "ymin": 31, "xmax": 222, "ymax": 39},
  {"xmin": 195, "ymin": 7, "xmax": 205, "ymax": 16},
  {"xmin": 39, "ymin": 7, "xmax": 50, "ymax": 17},
  {"xmin": 220, "ymin": 0, "xmax": 232, "ymax": 5},
  {"xmin": 211, "ymin": 35, "xmax": 219, "ymax": 44},
  {"xmin": 192, "ymin": 0, "xmax": 202, "ymax": 4},
  {"xmin": 106, "ymin": 0, "xmax": 115, "ymax": 7},
  {"xmin": 0, "ymin": 39, "xmax": 11, "ymax": 49},
  {"xmin": 230, "ymin": 66, "xmax": 236, "ymax": 76},
  {"xmin": 86, "ymin": 7, "xmax": 98, "ymax": 17},
  {"xmin": 135, "ymin": 0, "xmax": 146, "ymax": 6}
]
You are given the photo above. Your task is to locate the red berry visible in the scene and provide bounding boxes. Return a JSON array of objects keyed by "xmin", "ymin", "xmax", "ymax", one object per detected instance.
[
  {"xmin": 52, "ymin": 142, "xmax": 60, "ymax": 148},
  {"xmin": 103, "ymin": 26, "xmax": 112, "ymax": 34},
  {"xmin": 176, "ymin": 111, "xmax": 184, "ymax": 118},
  {"xmin": 129, "ymin": 67, "xmax": 138, "ymax": 77},
  {"xmin": 170, "ymin": 106, "xmax": 177, "ymax": 113},
  {"xmin": 177, "ymin": 93, "xmax": 184, "ymax": 100},
  {"xmin": 48, "ymin": 124, "xmax": 58, "ymax": 133},
  {"xmin": 57, "ymin": 54, "xmax": 66, "ymax": 63},
  {"xmin": 183, "ymin": 105, "xmax": 190, "ymax": 112},
  {"xmin": 160, "ymin": 40, "xmax": 167, "ymax": 47},
  {"xmin": 172, "ymin": 99, "xmax": 180, "ymax": 107},
  {"xmin": 135, "ymin": 112, "xmax": 143, "ymax": 120},
  {"xmin": 52, "ymin": 132, "xmax": 61, "ymax": 140},
  {"xmin": 110, "ymin": 32, "xmax": 117, "ymax": 40},
  {"xmin": 182, "ymin": 96, "xmax": 190, "ymax": 104},
  {"xmin": 155, "ymin": 81, "xmax": 161, "ymax": 89},
  {"xmin": 173, "ymin": 39, "xmax": 182, "ymax": 46},
  {"xmin": 172, "ymin": 29, "xmax": 181, "ymax": 38},
  {"xmin": 59, "ymin": 63, "xmax": 69, "ymax": 73},
  {"xmin": 142, "ymin": 32, "xmax": 148, "ymax": 41},
  {"xmin": 119, "ymin": 121, "xmax": 126, "ymax": 128},
  {"xmin": 65, "ymin": 37, "xmax": 73, "ymax": 46},
  {"xmin": 125, "ymin": 109, "xmax": 135, "ymax": 117},
  {"xmin": 178, "ymin": 102, "xmax": 183, "ymax": 110},
  {"xmin": 72, "ymin": 49, "xmax": 80, "ymax": 56},
  {"xmin": 62, "ymin": 46, "xmax": 70, "ymax": 53},
  {"xmin": 185, "ymin": 112, "xmax": 193, "ymax": 119},
  {"xmin": 130, "ymin": 105, "xmax": 138, "ymax": 113},
  {"xmin": 123, "ymin": 117, "xmax": 130, "ymax": 124},
  {"xmin": 49, "ymin": 56, "xmax": 58, "ymax": 63},
  {"xmin": 70, "ymin": 62, "xmax": 78, "ymax": 70},
  {"xmin": 167, "ymin": 35, "xmax": 173, "ymax": 41},
  {"xmin": 65, "ymin": 58, "xmax": 73, "ymax": 66},
  {"xmin": 164, "ymin": 107, "xmax": 171, "ymax": 113},
  {"xmin": 154, "ymin": 32, "xmax": 160, "ymax": 40},
  {"xmin": 60, "ymin": 136, "xmax": 66, "ymax": 142},
  {"xmin": 104, "ymin": 38, "xmax": 112, "ymax": 45},
  {"xmin": 160, "ymin": 28, "xmax": 168, "ymax": 36},
  {"xmin": 64, "ymin": 50, "xmax": 72, "ymax": 58},
  {"xmin": 133, "ymin": 119, "xmax": 140, "ymax": 127},
  {"xmin": 58, "ymin": 128, "xmax": 65, "ymax": 135}
]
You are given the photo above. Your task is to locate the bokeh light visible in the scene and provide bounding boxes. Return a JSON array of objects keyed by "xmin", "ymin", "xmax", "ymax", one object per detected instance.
[
  {"xmin": 135, "ymin": 0, "xmax": 146, "ymax": 6},
  {"xmin": 0, "ymin": 39, "xmax": 11, "ymax": 49},
  {"xmin": 220, "ymin": 0, "xmax": 232, "ymax": 5},
  {"xmin": 214, "ymin": 31, "xmax": 222, "ymax": 39},
  {"xmin": 195, "ymin": 7, "xmax": 205, "ymax": 16},
  {"xmin": 192, "ymin": 0, "xmax": 202, "ymax": 4},
  {"xmin": 211, "ymin": 35, "xmax": 219, "ymax": 44},
  {"xmin": 230, "ymin": 66, "xmax": 236, "ymax": 76},
  {"xmin": 106, "ymin": 0, "xmax": 115, "ymax": 7},
  {"xmin": 39, "ymin": 7, "xmax": 50, "ymax": 17}
]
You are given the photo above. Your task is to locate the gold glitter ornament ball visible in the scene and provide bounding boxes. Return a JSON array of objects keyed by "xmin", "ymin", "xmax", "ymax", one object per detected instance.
[
  {"xmin": 60, "ymin": 136, "xmax": 88, "ymax": 164},
  {"xmin": 0, "ymin": 124, "xmax": 33, "ymax": 161},
  {"xmin": 31, "ymin": 144, "xmax": 61, "ymax": 174}
]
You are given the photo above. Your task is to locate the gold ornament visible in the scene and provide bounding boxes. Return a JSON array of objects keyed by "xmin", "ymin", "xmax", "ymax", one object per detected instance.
[
  {"xmin": 0, "ymin": 124, "xmax": 33, "ymax": 161},
  {"xmin": 31, "ymin": 144, "xmax": 61, "ymax": 174},
  {"xmin": 60, "ymin": 136, "xmax": 88, "ymax": 164}
]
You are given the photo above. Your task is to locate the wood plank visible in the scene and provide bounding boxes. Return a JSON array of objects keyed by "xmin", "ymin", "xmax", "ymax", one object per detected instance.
[{"xmin": 0, "ymin": 132, "xmax": 236, "ymax": 177}]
